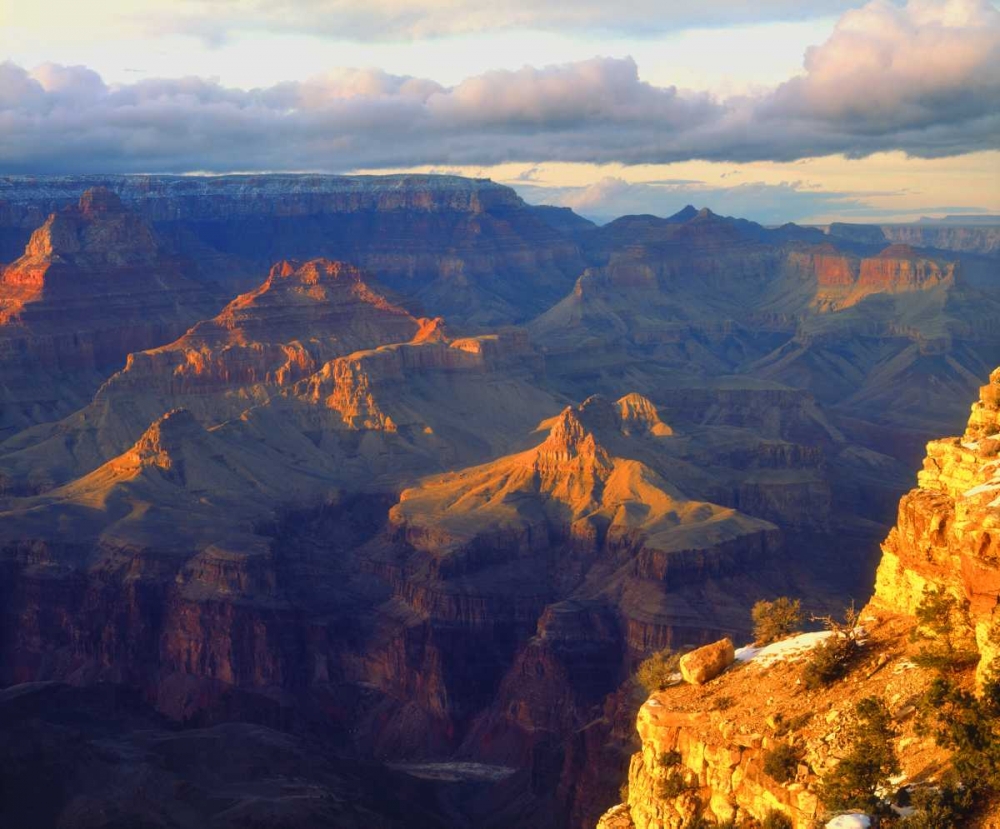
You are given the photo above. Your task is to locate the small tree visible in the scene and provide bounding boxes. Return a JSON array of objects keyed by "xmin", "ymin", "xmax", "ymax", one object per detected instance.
[
  {"xmin": 752, "ymin": 597, "xmax": 803, "ymax": 645},
  {"xmin": 761, "ymin": 810, "xmax": 793, "ymax": 829},
  {"xmin": 763, "ymin": 743, "xmax": 802, "ymax": 784},
  {"xmin": 658, "ymin": 767, "xmax": 693, "ymax": 798},
  {"xmin": 898, "ymin": 785, "xmax": 974, "ymax": 829},
  {"xmin": 803, "ymin": 602, "xmax": 863, "ymax": 688},
  {"xmin": 918, "ymin": 671, "xmax": 1000, "ymax": 796},
  {"xmin": 636, "ymin": 648, "xmax": 681, "ymax": 694},
  {"xmin": 659, "ymin": 750, "xmax": 682, "ymax": 767},
  {"xmin": 820, "ymin": 697, "xmax": 900, "ymax": 815},
  {"xmin": 911, "ymin": 587, "xmax": 979, "ymax": 670}
]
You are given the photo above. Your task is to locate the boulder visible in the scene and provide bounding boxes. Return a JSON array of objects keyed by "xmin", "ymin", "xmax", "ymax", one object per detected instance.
[{"xmin": 680, "ymin": 638, "xmax": 735, "ymax": 685}]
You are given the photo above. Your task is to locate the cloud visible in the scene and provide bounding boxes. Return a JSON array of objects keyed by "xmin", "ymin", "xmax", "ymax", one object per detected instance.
[
  {"xmin": 510, "ymin": 177, "xmax": 893, "ymax": 224},
  {"xmin": 513, "ymin": 174, "xmax": 996, "ymax": 224},
  {"xmin": 0, "ymin": 0, "xmax": 997, "ymax": 173},
  {"xmin": 134, "ymin": 0, "xmax": 858, "ymax": 42}
]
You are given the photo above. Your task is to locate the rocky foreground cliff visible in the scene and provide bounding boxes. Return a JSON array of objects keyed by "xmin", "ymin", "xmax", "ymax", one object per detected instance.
[{"xmin": 598, "ymin": 369, "xmax": 1000, "ymax": 829}]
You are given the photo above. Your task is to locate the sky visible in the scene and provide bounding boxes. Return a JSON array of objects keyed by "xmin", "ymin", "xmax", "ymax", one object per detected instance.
[{"xmin": 0, "ymin": 0, "xmax": 997, "ymax": 224}]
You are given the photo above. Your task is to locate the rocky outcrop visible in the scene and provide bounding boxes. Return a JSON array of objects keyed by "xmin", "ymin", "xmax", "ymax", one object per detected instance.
[
  {"xmin": 389, "ymin": 394, "xmax": 781, "ymax": 577},
  {"xmin": 594, "ymin": 614, "xmax": 971, "ymax": 829},
  {"xmin": 104, "ymin": 258, "xmax": 421, "ymax": 397},
  {"xmin": 785, "ymin": 243, "xmax": 956, "ymax": 313},
  {"xmin": 0, "ymin": 174, "xmax": 588, "ymax": 324},
  {"xmin": 871, "ymin": 366, "xmax": 1000, "ymax": 688},
  {"xmin": 598, "ymin": 369, "xmax": 1000, "ymax": 829},
  {"xmin": 679, "ymin": 638, "xmax": 734, "ymax": 685},
  {"xmin": 0, "ymin": 188, "xmax": 218, "ymax": 433},
  {"xmin": 605, "ymin": 700, "xmax": 820, "ymax": 829}
]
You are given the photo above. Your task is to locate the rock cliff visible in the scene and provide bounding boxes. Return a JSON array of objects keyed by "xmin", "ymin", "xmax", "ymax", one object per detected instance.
[
  {"xmin": 0, "ymin": 188, "xmax": 218, "ymax": 434},
  {"xmin": 531, "ymin": 206, "xmax": 1000, "ymax": 453},
  {"xmin": 0, "ymin": 261, "xmax": 562, "ymax": 495},
  {"xmin": 0, "ymin": 174, "xmax": 587, "ymax": 325},
  {"xmin": 597, "ymin": 367, "xmax": 1000, "ymax": 829},
  {"xmin": 872, "ymin": 366, "xmax": 1000, "ymax": 688}
]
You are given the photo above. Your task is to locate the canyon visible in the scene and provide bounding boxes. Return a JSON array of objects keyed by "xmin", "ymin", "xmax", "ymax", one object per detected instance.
[
  {"xmin": 599, "ymin": 368, "xmax": 1000, "ymax": 829},
  {"xmin": 0, "ymin": 188, "xmax": 220, "ymax": 438},
  {"xmin": 0, "ymin": 175, "xmax": 997, "ymax": 829}
]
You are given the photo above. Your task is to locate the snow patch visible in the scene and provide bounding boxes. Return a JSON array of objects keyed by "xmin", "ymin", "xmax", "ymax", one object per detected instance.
[
  {"xmin": 734, "ymin": 630, "xmax": 835, "ymax": 668},
  {"xmin": 825, "ymin": 814, "xmax": 871, "ymax": 829}
]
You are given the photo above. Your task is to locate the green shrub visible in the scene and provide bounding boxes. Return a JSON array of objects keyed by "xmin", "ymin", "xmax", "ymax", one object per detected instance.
[
  {"xmin": 802, "ymin": 633, "xmax": 858, "ymax": 688},
  {"xmin": 713, "ymin": 694, "xmax": 735, "ymax": 711},
  {"xmin": 820, "ymin": 697, "xmax": 900, "ymax": 814},
  {"xmin": 918, "ymin": 672, "xmax": 1000, "ymax": 797},
  {"xmin": 659, "ymin": 749, "xmax": 682, "ymax": 767},
  {"xmin": 770, "ymin": 711, "xmax": 813, "ymax": 736},
  {"xmin": 636, "ymin": 648, "xmax": 681, "ymax": 694},
  {"xmin": 752, "ymin": 597, "xmax": 803, "ymax": 645},
  {"xmin": 802, "ymin": 603, "xmax": 864, "ymax": 689},
  {"xmin": 658, "ymin": 768, "xmax": 692, "ymax": 799},
  {"xmin": 763, "ymin": 743, "xmax": 802, "ymax": 784},
  {"xmin": 910, "ymin": 587, "xmax": 979, "ymax": 670},
  {"xmin": 787, "ymin": 712, "xmax": 813, "ymax": 732},
  {"xmin": 898, "ymin": 785, "xmax": 974, "ymax": 829},
  {"xmin": 761, "ymin": 810, "xmax": 793, "ymax": 829}
]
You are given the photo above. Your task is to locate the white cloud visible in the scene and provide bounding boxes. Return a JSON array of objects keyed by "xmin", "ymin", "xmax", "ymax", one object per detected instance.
[
  {"xmin": 511, "ymin": 176, "xmax": 921, "ymax": 224},
  {"xmin": 131, "ymin": 0, "xmax": 858, "ymax": 41},
  {"xmin": 0, "ymin": 1, "xmax": 996, "ymax": 173}
]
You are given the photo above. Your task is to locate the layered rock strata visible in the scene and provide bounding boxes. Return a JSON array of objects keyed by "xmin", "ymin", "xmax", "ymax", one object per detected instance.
[
  {"xmin": 872, "ymin": 366, "xmax": 1000, "ymax": 688},
  {"xmin": 0, "ymin": 188, "xmax": 218, "ymax": 433},
  {"xmin": 0, "ymin": 174, "xmax": 587, "ymax": 324}
]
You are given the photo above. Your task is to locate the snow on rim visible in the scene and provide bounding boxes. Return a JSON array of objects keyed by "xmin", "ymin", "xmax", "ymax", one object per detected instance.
[
  {"xmin": 734, "ymin": 630, "xmax": 836, "ymax": 668},
  {"xmin": 825, "ymin": 814, "xmax": 871, "ymax": 829}
]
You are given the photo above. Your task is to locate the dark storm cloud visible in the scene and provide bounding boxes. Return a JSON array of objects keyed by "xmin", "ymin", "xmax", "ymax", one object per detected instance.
[{"xmin": 1, "ymin": 1, "xmax": 997, "ymax": 174}]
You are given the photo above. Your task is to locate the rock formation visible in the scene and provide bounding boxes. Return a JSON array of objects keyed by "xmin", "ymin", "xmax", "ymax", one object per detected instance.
[
  {"xmin": 111, "ymin": 258, "xmax": 423, "ymax": 396},
  {"xmin": 0, "ymin": 174, "xmax": 587, "ymax": 325},
  {"xmin": 597, "ymin": 367, "xmax": 1000, "ymax": 829},
  {"xmin": 532, "ymin": 206, "xmax": 1000, "ymax": 459},
  {"xmin": 0, "ymin": 188, "xmax": 218, "ymax": 435},
  {"xmin": 388, "ymin": 394, "xmax": 780, "ymax": 581},
  {"xmin": 0, "ymin": 259, "xmax": 563, "ymax": 495},
  {"xmin": 1, "ymin": 176, "xmax": 997, "ymax": 829},
  {"xmin": 871, "ymin": 367, "xmax": 1000, "ymax": 688}
]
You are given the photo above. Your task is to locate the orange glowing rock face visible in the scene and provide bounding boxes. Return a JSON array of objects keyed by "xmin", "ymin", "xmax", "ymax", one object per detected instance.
[
  {"xmin": 0, "ymin": 188, "xmax": 218, "ymax": 435},
  {"xmin": 873, "ymin": 367, "xmax": 1000, "ymax": 690},
  {"xmin": 119, "ymin": 257, "xmax": 423, "ymax": 395}
]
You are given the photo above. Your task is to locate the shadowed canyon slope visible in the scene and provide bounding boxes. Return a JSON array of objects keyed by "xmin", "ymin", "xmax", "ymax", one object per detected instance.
[
  {"xmin": 0, "ymin": 256, "xmax": 563, "ymax": 496},
  {"xmin": 0, "ymin": 175, "xmax": 589, "ymax": 326},
  {"xmin": 0, "ymin": 174, "xmax": 998, "ymax": 829},
  {"xmin": 0, "ymin": 188, "xmax": 220, "ymax": 437},
  {"xmin": 532, "ymin": 207, "xmax": 1000, "ymax": 453}
]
